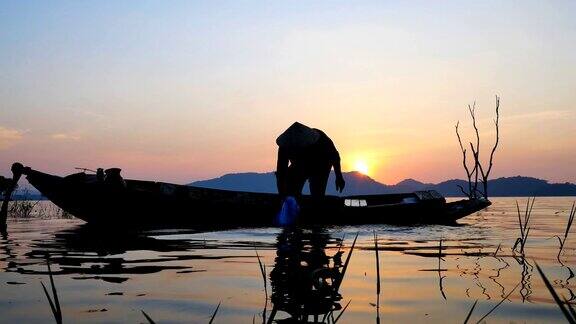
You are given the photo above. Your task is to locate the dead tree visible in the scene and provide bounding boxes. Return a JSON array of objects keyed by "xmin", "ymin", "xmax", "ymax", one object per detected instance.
[
  {"xmin": 455, "ymin": 95, "xmax": 500, "ymax": 199},
  {"xmin": 455, "ymin": 121, "xmax": 474, "ymax": 198}
]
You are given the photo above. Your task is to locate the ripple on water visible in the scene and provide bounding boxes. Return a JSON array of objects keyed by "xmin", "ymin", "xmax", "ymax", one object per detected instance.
[{"xmin": 0, "ymin": 197, "xmax": 575, "ymax": 323}]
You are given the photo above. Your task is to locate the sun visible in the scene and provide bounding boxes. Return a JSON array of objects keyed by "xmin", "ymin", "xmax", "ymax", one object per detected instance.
[{"xmin": 354, "ymin": 160, "xmax": 369, "ymax": 176}]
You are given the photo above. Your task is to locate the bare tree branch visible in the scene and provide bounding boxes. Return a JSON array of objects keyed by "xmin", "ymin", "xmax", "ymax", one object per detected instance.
[
  {"xmin": 457, "ymin": 184, "xmax": 469, "ymax": 198},
  {"xmin": 468, "ymin": 142, "xmax": 480, "ymax": 198},
  {"xmin": 455, "ymin": 121, "xmax": 473, "ymax": 198},
  {"xmin": 467, "ymin": 102, "xmax": 481, "ymax": 198},
  {"xmin": 455, "ymin": 96, "xmax": 501, "ymax": 199},
  {"xmin": 478, "ymin": 95, "xmax": 500, "ymax": 198}
]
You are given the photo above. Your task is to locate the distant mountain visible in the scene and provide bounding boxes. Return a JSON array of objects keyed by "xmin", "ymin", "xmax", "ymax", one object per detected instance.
[
  {"xmin": 0, "ymin": 188, "xmax": 45, "ymax": 201},
  {"xmin": 2, "ymin": 173, "xmax": 574, "ymax": 201},
  {"xmin": 191, "ymin": 171, "xmax": 391, "ymax": 196},
  {"xmin": 191, "ymin": 172, "xmax": 576, "ymax": 197}
]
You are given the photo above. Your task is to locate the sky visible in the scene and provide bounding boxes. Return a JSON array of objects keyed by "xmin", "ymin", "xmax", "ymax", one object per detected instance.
[{"xmin": 1, "ymin": 1, "xmax": 575, "ymax": 185}]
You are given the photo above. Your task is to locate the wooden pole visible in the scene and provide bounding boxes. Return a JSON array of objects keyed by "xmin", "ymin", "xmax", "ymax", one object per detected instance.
[{"xmin": 1, "ymin": 163, "xmax": 24, "ymax": 232}]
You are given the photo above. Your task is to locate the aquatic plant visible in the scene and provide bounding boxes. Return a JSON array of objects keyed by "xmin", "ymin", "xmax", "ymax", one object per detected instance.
[
  {"xmin": 332, "ymin": 299, "xmax": 351, "ymax": 323},
  {"xmin": 555, "ymin": 202, "xmax": 576, "ymax": 260},
  {"xmin": 373, "ymin": 231, "xmax": 381, "ymax": 324},
  {"xmin": 462, "ymin": 300, "xmax": 478, "ymax": 324},
  {"xmin": 535, "ymin": 263, "xmax": 576, "ymax": 323},
  {"xmin": 493, "ymin": 243, "xmax": 502, "ymax": 257},
  {"xmin": 9, "ymin": 189, "xmax": 39, "ymax": 218},
  {"xmin": 41, "ymin": 257, "xmax": 62, "ymax": 324},
  {"xmin": 141, "ymin": 310, "xmax": 156, "ymax": 324},
  {"xmin": 512, "ymin": 198, "xmax": 535, "ymax": 255},
  {"xmin": 438, "ymin": 239, "xmax": 447, "ymax": 300},
  {"xmin": 255, "ymin": 249, "xmax": 268, "ymax": 323},
  {"xmin": 327, "ymin": 234, "xmax": 357, "ymax": 323},
  {"xmin": 333, "ymin": 233, "xmax": 358, "ymax": 291},
  {"xmin": 208, "ymin": 301, "xmax": 221, "ymax": 324},
  {"xmin": 474, "ymin": 282, "xmax": 520, "ymax": 323},
  {"xmin": 463, "ymin": 282, "xmax": 519, "ymax": 324},
  {"xmin": 7, "ymin": 199, "xmax": 71, "ymax": 219}
]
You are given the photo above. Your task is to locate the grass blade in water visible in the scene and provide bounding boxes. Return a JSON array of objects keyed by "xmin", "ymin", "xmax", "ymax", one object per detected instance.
[
  {"xmin": 209, "ymin": 301, "xmax": 221, "ymax": 324},
  {"xmin": 475, "ymin": 282, "xmax": 520, "ymax": 323},
  {"xmin": 41, "ymin": 282, "xmax": 59, "ymax": 323},
  {"xmin": 535, "ymin": 263, "xmax": 576, "ymax": 324},
  {"xmin": 41, "ymin": 258, "xmax": 62, "ymax": 324},
  {"xmin": 47, "ymin": 260, "xmax": 61, "ymax": 320},
  {"xmin": 463, "ymin": 300, "xmax": 478, "ymax": 324},
  {"xmin": 334, "ymin": 233, "xmax": 358, "ymax": 291},
  {"xmin": 374, "ymin": 230, "xmax": 381, "ymax": 324},
  {"xmin": 374, "ymin": 231, "xmax": 380, "ymax": 295},
  {"xmin": 333, "ymin": 300, "xmax": 351, "ymax": 323},
  {"xmin": 141, "ymin": 310, "xmax": 156, "ymax": 324},
  {"xmin": 563, "ymin": 296, "xmax": 576, "ymax": 320}
]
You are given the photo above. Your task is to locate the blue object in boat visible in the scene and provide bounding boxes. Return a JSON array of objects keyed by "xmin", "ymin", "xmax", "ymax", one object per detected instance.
[{"xmin": 277, "ymin": 196, "xmax": 300, "ymax": 226}]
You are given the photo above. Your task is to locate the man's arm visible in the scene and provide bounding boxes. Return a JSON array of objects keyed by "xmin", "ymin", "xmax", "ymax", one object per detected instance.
[
  {"xmin": 332, "ymin": 153, "xmax": 345, "ymax": 193},
  {"xmin": 323, "ymin": 137, "xmax": 345, "ymax": 193}
]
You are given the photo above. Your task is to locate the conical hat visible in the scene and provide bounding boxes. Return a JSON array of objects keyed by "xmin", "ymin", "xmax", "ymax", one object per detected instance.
[{"xmin": 276, "ymin": 122, "xmax": 321, "ymax": 148}]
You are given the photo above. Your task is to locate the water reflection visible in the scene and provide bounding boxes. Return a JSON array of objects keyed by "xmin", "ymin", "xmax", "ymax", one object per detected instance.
[
  {"xmin": 557, "ymin": 259, "xmax": 576, "ymax": 302},
  {"xmin": 515, "ymin": 257, "xmax": 534, "ymax": 302},
  {"xmin": 0, "ymin": 231, "xmax": 17, "ymax": 272},
  {"xmin": 1, "ymin": 224, "xmax": 262, "ymax": 283},
  {"xmin": 1, "ymin": 198, "xmax": 576, "ymax": 323},
  {"xmin": 489, "ymin": 253, "xmax": 511, "ymax": 299},
  {"xmin": 2, "ymin": 222, "xmax": 353, "ymax": 322},
  {"xmin": 269, "ymin": 227, "xmax": 345, "ymax": 323},
  {"xmin": 1, "ymin": 223, "xmax": 563, "ymax": 312}
]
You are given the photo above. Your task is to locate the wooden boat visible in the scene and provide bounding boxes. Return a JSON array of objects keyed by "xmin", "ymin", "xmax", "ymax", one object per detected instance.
[{"xmin": 3, "ymin": 163, "xmax": 491, "ymax": 227}]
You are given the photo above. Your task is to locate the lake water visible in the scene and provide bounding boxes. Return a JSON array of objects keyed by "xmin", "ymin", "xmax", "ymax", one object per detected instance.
[{"xmin": 1, "ymin": 197, "xmax": 575, "ymax": 323}]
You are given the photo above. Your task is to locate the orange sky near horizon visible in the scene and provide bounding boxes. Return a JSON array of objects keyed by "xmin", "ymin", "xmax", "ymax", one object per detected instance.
[{"xmin": 1, "ymin": 1, "xmax": 575, "ymax": 185}]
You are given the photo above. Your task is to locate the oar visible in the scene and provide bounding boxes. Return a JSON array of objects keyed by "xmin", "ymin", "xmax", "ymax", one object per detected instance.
[{"xmin": 1, "ymin": 163, "xmax": 24, "ymax": 232}]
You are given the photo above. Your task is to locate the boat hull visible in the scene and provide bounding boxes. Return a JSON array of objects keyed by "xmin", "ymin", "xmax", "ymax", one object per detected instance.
[{"xmin": 23, "ymin": 167, "xmax": 491, "ymax": 227}]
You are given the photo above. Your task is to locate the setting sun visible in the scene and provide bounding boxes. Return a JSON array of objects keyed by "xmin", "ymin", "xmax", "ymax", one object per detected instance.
[{"xmin": 354, "ymin": 160, "xmax": 370, "ymax": 176}]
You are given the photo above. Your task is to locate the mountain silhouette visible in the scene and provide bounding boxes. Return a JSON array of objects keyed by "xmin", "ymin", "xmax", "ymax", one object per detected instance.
[
  {"xmin": 191, "ymin": 172, "xmax": 576, "ymax": 197},
  {"xmin": 4, "ymin": 172, "xmax": 575, "ymax": 200}
]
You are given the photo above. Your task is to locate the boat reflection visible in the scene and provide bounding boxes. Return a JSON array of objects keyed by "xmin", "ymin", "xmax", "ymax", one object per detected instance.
[
  {"xmin": 1, "ymin": 224, "xmax": 268, "ymax": 282},
  {"xmin": 2, "ymin": 219, "xmax": 575, "ymax": 322},
  {"xmin": 269, "ymin": 227, "xmax": 348, "ymax": 323}
]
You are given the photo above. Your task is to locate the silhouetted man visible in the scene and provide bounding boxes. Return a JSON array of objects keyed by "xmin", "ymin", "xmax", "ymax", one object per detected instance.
[{"xmin": 276, "ymin": 122, "xmax": 345, "ymax": 197}]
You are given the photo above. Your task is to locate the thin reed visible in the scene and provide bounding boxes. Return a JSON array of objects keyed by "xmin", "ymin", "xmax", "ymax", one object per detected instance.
[
  {"xmin": 438, "ymin": 239, "xmax": 447, "ymax": 300},
  {"xmin": 255, "ymin": 249, "xmax": 267, "ymax": 323},
  {"xmin": 332, "ymin": 300, "xmax": 351, "ymax": 323},
  {"xmin": 535, "ymin": 263, "xmax": 576, "ymax": 323},
  {"xmin": 255, "ymin": 249, "xmax": 267, "ymax": 295},
  {"xmin": 512, "ymin": 198, "xmax": 535, "ymax": 255},
  {"xmin": 41, "ymin": 257, "xmax": 62, "ymax": 324},
  {"xmin": 334, "ymin": 233, "xmax": 358, "ymax": 291},
  {"xmin": 373, "ymin": 230, "xmax": 381, "ymax": 324},
  {"xmin": 208, "ymin": 301, "xmax": 221, "ymax": 324},
  {"xmin": 474, "ymin": 282, "xmax": 520, "ymax": 323},
  {"xmin": 556, "ymin": 202, "xmax": 576, "ymax": 260},
  {"xmin": 463, "ymin": 282, "xmax": 519, "ymax": 324},
  {"xmin": 463, "ymin": 300, "xmax": 477, "ymax": 324},
  {"xmin": 141, "ymin": 310, "xmax": 156, "ymax": 324},
  {"xmin": 493, "ymin": 243, "xmax": 501, "ymax": 257}
]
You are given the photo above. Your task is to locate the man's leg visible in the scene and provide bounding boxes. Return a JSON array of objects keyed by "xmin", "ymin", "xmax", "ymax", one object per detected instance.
[
  {"xmin": 309, "ymin": 163, "xmax": 331, "ymax": 197},
  {"xmin": 287, "ymin": 165, "xmax": 307, "ymax": 197}
]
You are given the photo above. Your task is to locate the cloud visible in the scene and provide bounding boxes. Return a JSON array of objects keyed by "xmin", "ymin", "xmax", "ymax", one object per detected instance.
[
  {"xmin": 506, "ymin": 110, "xmax": 573, "ymax": 122},
  {"xmin": 0, "ymin": 126, "xmax": 23, "ymax": 150},
  {"xmin": 50, "ymin": 133, "xmax": 82, "ymax": 141}
]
